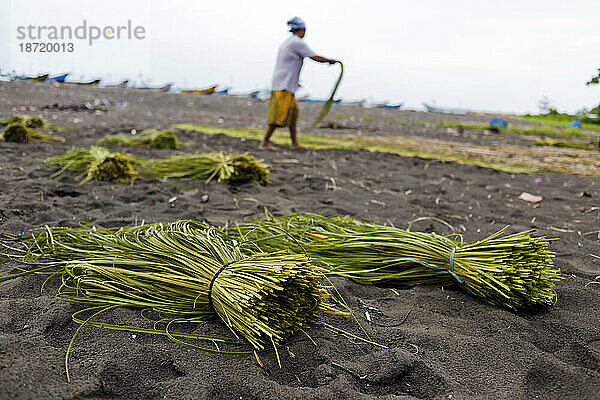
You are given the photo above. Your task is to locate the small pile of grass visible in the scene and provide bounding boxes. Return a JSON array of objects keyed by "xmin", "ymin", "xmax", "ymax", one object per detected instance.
[
  {"xmin": 89, "ymin": 152, "xmax": 137, "ymax": 183},
  {"xmin": 2, "ymin": 122, "xmax": 62, "ymax": 143},
  {"xmin": 488, "ymin": 124, "xmax": 501, "ymax": 133},
  {"xmin": 44, "ymin": 146, "xmax": 136, "ymax": 183},
  {"xmin": 44, "ymin": 147, "xmax": 270, "ymax": 185},
  {"xmin": 0, "ymin": 114, "xmax": 58, "ymax": 130},
  {"xmin": 534, "ymin": 137, "xmax": 594, "ymax": 150},
  {"xmin": 100, "ymin": 129, "xmax": 185, "ymax": 149},
  {"xmin": 0, "ymin": 114, "xmax": 27, "ymax": 125},
  {"xmin": 2, "ymin": 123, "xmax": 30, "ymax": 143},
  {"xmin": 25, "ymin": 116, "xmax": 45, "ymax": 129},
  {"xmin": 224, "ymin": 212, "xmax": 563, "ymax": 311},
  {"xmin": 0, "ymin": 221, "xmax": 335, "ymax": 380},
  {"xmin": 130, "ymin": 151, "xmax": 270, "ymax": 185}
]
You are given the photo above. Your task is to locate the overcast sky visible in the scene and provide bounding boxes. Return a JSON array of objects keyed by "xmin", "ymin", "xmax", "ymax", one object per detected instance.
[{"xmin": 1, "ymin": 0, "xmax": 599, "ymax": 113}]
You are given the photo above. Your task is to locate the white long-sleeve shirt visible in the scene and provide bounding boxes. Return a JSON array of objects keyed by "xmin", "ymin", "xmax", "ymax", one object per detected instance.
[{"xmin": 271, "ymin": 35, "xmax": 316, "ymax": 94}]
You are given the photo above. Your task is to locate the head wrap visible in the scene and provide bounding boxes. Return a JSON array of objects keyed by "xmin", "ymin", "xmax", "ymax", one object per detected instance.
[{"xmin": 287, "ymin": 17, "xmax": 306, "ymax": 32}]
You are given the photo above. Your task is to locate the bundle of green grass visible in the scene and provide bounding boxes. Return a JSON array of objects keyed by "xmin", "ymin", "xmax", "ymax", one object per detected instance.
[
  {"xmin": 224, "ymin": 212, "xmax": 562, "ymax": 311},
  {"xmin": 44, "ymin": 146, "xmax": 270, "ymax": 185},
  {"xmin": 44, "ymin": 146, "xmax": 137, "ymax": 183},
  {"xmin": 100, "ymin": 129, "xmax": 185, "ymax": 149},
  {"xmin": 226, "ymin": 153, "xmax": 272, "ymax": 185},
  {"xmin": 0, "ymin": 221, "xmax": 331, "ymax": 380},
  {"xmin": 2, "ymin": 122, "xmax": 62, "ymax": 143},
  {"xmin": 0, "ymin": 114, "xmax": 57, "ymax": 130},
  {"xmin": 135, "ymin": 151, "xmax": 270, "ymax": 185}
]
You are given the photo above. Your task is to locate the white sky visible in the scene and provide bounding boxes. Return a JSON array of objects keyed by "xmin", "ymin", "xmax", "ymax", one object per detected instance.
[{"xmin": 1, "ymin": 0, "xmax": 599, "ymax": 113}]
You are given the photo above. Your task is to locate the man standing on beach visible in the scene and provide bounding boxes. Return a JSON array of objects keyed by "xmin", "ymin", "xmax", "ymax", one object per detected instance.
[{"xmin": 259, "ymin": 17, "xmax": 338, "ymax": 150}]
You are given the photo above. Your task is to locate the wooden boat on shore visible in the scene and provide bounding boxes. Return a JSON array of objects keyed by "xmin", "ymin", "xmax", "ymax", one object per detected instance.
[
  {"xmin": 180, "ymin": 85, "xmax": 217, "ymax": 95},
  {"xmin": 423, "ymin": 103, "xmax": 471, "ymax": 115},
  {"xmin": 65, "ymin": 79, "xmax": 101, "ymax": 86},
  {"xmin": 105, "ymin": 80, "xmax": 129, "ymax": 88},
  {"xmin": 383, "ymin": 103, "xmax": 403, "ymax": 109},
  {"xmin": 363, "ymin": 102, "xmax": 387, "ymax": 109},
  {"xmin": 15, "ymin": 74, "xmax": 49, "ymax": 82},
  {"xmin": 134, "ymin": 83, "xmax": 172, "ymax": 92},
  {"xmin": 252, "ymin": 90, "xmax": 271, "ymax": 101},
  {"xmin": 342, "ymin": 99, "xmax": 366, "ymax": 105},
  {"xmin": 302, "ymin": 98, "xmax": 324, "ymax": 103},
  {"xmin": 302, "ymin": 98, "xmax": 341, "ymax": 103},
  {"xmin": 46, "ymin": 73, "xmax": 68, "ymax": 83}
]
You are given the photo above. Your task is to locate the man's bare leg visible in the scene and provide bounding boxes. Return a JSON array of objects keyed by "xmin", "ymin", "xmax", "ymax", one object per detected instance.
[
  {"xmin": 289, "ymin": 125, "xmax": 305, "ymax": 149},
  {"xmin": 259, "ymin": 124, "xmax": 279, "ymax": 150}
]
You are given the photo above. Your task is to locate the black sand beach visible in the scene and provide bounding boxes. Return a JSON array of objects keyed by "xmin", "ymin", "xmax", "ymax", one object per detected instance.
[{"xmin": 1, "ymin": 81, "xmax": 599, "ymax": 399}]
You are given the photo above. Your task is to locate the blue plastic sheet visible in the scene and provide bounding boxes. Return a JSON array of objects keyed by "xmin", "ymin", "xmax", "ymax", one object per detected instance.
[{"xmin": 489, "ymin": 117, "xmax": 508, "ymax": 127}]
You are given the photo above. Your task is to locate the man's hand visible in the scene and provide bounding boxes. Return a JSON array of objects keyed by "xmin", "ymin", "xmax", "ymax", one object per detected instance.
[{"xmin": 310, "ymin": 55, "xmax": 339, "ymax": 64}]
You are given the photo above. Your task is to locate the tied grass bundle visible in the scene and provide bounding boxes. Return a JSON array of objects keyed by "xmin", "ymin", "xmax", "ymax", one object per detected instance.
[
  {"xmin": 100, "ymin": 129, "xmax": 185, "ymax": 149},
  {"xmin": 133, "ymin": 151, "xmax": 270, "ymax": 185},
  {"xmin": 2, "ymin": 122, "xmax": 62, "ymax": 143},
  {"xmin": 44, "ymin": 146, "xmax": 137, "ymax": 183},
  {"xmin": 0, "ymin": 221, "xmax": 331, "ymax": 380},
  {"xmin": 44, "ymin": 146, "xmax": 270, "ymax": 185},
  {"xmin": 224, "ymin": 212, "xmax": 563, "ymax": 311},
  {"xmin": 26, "ymin": 116, "xmax": 45, "ymax": 129},
  {"xmin": 225, "ymin": 154, "xmax": 271, "ymax": 185},
  {"xmin": 0, "ymin": 114, "xmax": 58, "ymax": 130}
]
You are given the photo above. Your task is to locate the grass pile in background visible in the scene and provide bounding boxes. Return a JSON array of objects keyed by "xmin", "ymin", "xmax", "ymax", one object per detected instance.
[
  {"xmin": 517, "ymin": 109, "xmax": 600, "ymax": 131},
  {"xmin": 534, "ymin": 137, "xmax": 595, "ymax": 150},
  {"xmin": 44, "ymin": 146, "xmax": 137, "ymax": 183},
  {"xmin": 100, "ymin": 129, "xmax": 185, "ymax": 149},
  {"xmin": 44, "ymin": 146, "xmax": 270, "ymax": 185},
  {"xmin": 173, "ymin": 124, "xmax": 600, "ymax": 177},
  {"xmin": 437, "ymin": 120, "xmax": 591, "ymax": 139},
  {"xmin": 224, "ymin": 212, "xmax": 563, "ymax": 311},
  {"xmin": 2, "ymin": 122, "xmax": 62, "ymax": 143},
  {"xmin": 0, "ymin": 114, "xmax": 60, "ymax": 130},
  {"xmin": 498, "ymin": 125, "xmax": 586, "ymax": 139},
  {"xmin": 0, "ymin": 221, "xmax": 336, "ymax": 380},
  {"xmin": 333, "ymin": 113, "xmax": 596, "ymax": 139}
]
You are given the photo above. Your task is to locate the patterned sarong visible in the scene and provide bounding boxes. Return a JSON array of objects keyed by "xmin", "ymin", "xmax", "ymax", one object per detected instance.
[{"xmin": 267, "ymin": 90, "xmax": 298, "ymax": 127}]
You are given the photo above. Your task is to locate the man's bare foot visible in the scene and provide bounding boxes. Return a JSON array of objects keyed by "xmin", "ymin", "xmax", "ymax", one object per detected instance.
[
  {"xmin": 290, "ymin": 144, "xmax": 306, "ymax": 150},
  {"xmin": 259, "ymin": 142, "xmax": 279, "ymax": 150}
]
